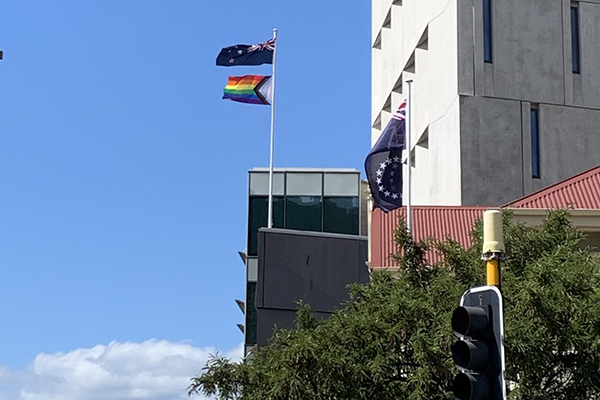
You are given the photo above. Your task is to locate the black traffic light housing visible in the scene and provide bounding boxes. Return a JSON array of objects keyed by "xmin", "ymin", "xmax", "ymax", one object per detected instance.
[{"xmin": 451, "ymin": 286, "xmax": 506, "ymax": 400}]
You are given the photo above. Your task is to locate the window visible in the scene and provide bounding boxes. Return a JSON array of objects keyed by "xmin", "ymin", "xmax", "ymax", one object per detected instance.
[
  {"xmin": 531, "ymin": 108, "xmax": 540, "ymax": 179},
  {"xmin": 249, "ymin": 172, "xmax": 284, "ymax": 195},
  {"xmin": 323, "ymin": 197, "xmax": 359, "ymax": 235},
  {"xmin": 324, "ymin": 173, "xmax": 359, "ymax": 196},
  {"xmin": 286, "ymin": 173, "xmax": 322, "ymax": 196},
  {"xmin": 286, "ymin": 196, "xmax": 322, "ymax": 232},
  {"xmin": 247, "ymin": 196, "xmax": 284, "ymax": 256},
  {"xmin": 483, "ymin": 0, "xmax": 493, "ymax": 63},
  {"xmin": 571, "ymin": 5, "xmax": 581, "ymax": 74}
]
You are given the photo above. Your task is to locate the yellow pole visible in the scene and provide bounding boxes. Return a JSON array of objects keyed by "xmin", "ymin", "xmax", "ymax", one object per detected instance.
[{"xmin": 486, "ymin": 259, "xmax": 501, "ymax": 287}]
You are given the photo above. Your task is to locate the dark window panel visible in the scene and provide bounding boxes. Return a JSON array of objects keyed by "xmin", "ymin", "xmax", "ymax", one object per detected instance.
[
  {"xmin": 323, "ymin": 197, "xmax": 360, "ymax": 235},
  {"xmin": 247, "ymin": 196, "xmax": 284, "ymax": 256},
  {"xmin": 571, "ymin": 6, "xmax": 581, "ymax": 74},
  {"xmin": 531, "ymin": 108, "xmax": 540, "ymax": 179},
  {"xmin": 286, "ymin": 196, "xmax": 322, "ymax": 232},
  {"xmin": 483, "ymin": 0, "xmax": 493, "ymax": 63}
]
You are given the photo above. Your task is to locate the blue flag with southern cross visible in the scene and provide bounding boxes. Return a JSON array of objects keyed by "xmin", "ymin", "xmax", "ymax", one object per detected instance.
[
  {"xmin": 365, "ymin": 101, "xmax": 406, "ymax": 212},
  {"xmin": 216, "ymin": 38, "xmax": 275, "ymax": 67}
]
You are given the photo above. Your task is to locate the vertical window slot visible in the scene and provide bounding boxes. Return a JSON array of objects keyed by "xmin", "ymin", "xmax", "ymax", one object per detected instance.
[
  {"xmin": 531, "ymin": 108, "xmax": 540, "ymax": 179},
  {"xmin": 483, "ymin": 0, "xmax": 493, "ymax": 63},
  {"xmin": 571, "ymin": 5, "xmax": 581, "ymax": 74}
]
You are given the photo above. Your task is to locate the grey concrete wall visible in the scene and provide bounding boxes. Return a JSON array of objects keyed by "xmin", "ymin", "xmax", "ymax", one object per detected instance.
[
  {"xmin": 482, "ymin": 0, "xmax": 564, "ymax": 103},
  {"xmin": 530, "ymin": 103, "xmax": 600, "ymax": 193},
  {"xmin": 459, "ymin": 0, "xmax": 600, "ymax": 109},
  {"xmin": 461, "ymin": 96, "xmax": 600, "ymax": 205},
  {"xmin": 572, "ymin": 1, "xmax": 600, "ymax": 109},
  {"xmin": 457, "ymin": 0, "xmax": 600, "ymax": 205},
  {"xmin": 460, "ymin": 96, "xmax": 524, "ymax": 205}
]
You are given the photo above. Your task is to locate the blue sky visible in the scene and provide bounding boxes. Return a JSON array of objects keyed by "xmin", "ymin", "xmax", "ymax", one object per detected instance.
[{"xmin": 0, "ymin": 1, "xmax": 370, "ymax": 398}]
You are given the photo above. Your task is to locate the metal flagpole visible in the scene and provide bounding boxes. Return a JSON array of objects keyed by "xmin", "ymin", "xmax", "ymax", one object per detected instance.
[
  {"xmin": 267, "ymin": 28, "xmax": 278, "ymax": 229},
  {"xmin": 406, "ymin": 80, "xmax": 413, "ymax": 233}
]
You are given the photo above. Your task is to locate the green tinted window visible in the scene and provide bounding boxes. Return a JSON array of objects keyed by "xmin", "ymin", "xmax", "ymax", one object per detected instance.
[
  {"xmin": 323, "ymin": 197, "xmax": 359, "ymax": 235},
  {"xmin": 245, "ymin": 282, "xmax": 257, "ymax": 346},
  {"xmin": 286, "ymin": 196, "xmax": 322, "ymax": 232},
  {"xmin": 247, "ymin": 196, "xmax": 284, "ymax": 256}
]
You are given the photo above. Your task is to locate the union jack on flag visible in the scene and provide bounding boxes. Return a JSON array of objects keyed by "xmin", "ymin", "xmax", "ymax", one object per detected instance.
[
  {"xmin": 216, "ymin": 38, "xmax": 275, "ymax": 67},
  {"xmin": 248, "ymin": 38, "xmax": 276, "ymax": 52},
  {"xmin": 392, "ymin": 101, "xmax": 406, "ymax": 121}
]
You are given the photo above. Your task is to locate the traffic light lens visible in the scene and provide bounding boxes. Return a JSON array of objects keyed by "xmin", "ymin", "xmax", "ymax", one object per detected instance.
[
  {"xmin": 452, "ymin": 307, "xmax": 469, "ymax": 336},
  {"xmin": 451, "ymin": 306, "xmax": 489, "ymax": 338},
  {"xmin": 452, "ymin": 340, "xmax": 470, "ymax": 369},
  {"xmin": 453, "ymin": 372, "xmax": 489, "ymax": 400},
  {"xmin": 452, "ymin": 340, "xmax": 489, "ymax": 370}
]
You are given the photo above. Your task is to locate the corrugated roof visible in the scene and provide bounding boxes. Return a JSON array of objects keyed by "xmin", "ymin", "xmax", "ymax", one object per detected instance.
[
  {"xmin": 371, "ymin": 166, "xmax": 600, "ymax": 269},
  {"xmin": 506, "ymin": 165, "xmax": 600, "ymax": 209},
  {"xmin": 371, "ymin": 206, "xmax": 488, "ymax": 268}
]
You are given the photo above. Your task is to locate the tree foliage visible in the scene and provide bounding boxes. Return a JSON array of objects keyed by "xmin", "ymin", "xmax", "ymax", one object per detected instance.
[{"xmin": 189, "ymin": 210, "xmax": 600, "ymax": 400}]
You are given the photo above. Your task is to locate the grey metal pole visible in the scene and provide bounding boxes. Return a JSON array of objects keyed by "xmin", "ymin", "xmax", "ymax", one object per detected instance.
[
  {"xmin": 267, "ymin": 28, "xmax": 278, "ymax": 229},
  {"xmin": 405, "ymin": 80, "xmax": 413, "ymax": 233}
]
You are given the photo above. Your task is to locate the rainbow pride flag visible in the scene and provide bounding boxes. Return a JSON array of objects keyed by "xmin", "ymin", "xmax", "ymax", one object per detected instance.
[{"xmin": 223, "ymin": 75, "xmax": 273, "ymax": 105}]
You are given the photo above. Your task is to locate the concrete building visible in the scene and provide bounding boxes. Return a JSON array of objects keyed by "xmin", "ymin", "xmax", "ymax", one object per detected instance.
[
  {"xmin": 372, "ymin": 0, "xmax": 600, "ymax": 206},
  {"xmin": 240, "ymin": 168, "xmax": 368, "ymax": 355}
]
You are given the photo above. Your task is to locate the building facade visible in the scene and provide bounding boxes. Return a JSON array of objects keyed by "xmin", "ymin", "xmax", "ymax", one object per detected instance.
[
  {"xmin": 241, "ymin": 168, "xmax": 366, "ymax": 355},
  {"xmin": 372, "ymin": 0, "xmax": 600, "ymax": 206},
  {"xmin": 255, "ymin": 228, "xmax": 368, "ymax": 347}
]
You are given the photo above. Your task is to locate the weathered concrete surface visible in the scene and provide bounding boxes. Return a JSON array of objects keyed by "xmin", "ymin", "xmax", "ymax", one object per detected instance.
[{"xmin": 460, "ymin": 96, "xmax": 523, "ymax": 205}]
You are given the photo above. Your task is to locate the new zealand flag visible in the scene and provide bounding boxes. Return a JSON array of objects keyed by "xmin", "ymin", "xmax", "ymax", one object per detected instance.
[
  {"xmin": 365, "ymin": 101, "xmax": 406, "ymax": 212},
  {"xmin": 216, "ymin": 38, "xmax": 275, "ymax": 67}
]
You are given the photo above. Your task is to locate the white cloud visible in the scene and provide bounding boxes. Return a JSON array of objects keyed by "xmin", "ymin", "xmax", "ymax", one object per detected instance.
[{"xmin": 0, "ymin": 339, "xmax": 243, "ymax": 400}]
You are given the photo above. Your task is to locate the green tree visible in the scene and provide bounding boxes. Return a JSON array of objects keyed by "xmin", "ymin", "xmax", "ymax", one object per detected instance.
[{"xmin": 189, "ymin": 210, "xmax": 600, "ymax": 400}]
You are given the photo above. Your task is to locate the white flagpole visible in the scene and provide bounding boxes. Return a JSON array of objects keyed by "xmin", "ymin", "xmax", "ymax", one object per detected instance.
[
  {"xmin": 267, "ymin": 28, "xmax": 278, "ymax": 229},
  {"xmin": 406, "ymin": 80, "xmax": 413, "ymax": 233}
]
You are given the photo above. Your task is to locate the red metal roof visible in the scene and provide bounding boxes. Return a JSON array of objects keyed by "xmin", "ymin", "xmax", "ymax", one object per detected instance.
[
  {"xmin": 371, "ymin": 206, "xmax": 488, "ymax": 268},
  {"xmin": 371, "ymin": 165, "xmax": 600, "ymax": 269},
  {"xmin": 506, "ymin": 165, "xmax": 600, "ymax": 209}
]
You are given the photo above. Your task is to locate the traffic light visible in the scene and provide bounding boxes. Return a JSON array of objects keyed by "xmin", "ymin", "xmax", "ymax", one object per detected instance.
[{"xmin": 451, "ymin": 286, "xmax": 506, "ymax": 400}]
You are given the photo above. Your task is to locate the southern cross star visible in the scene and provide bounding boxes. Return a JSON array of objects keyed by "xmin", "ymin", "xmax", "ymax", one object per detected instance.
[{"xmin": 373, "ymin": 154, "xmax": 401, "ymax": 202}]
